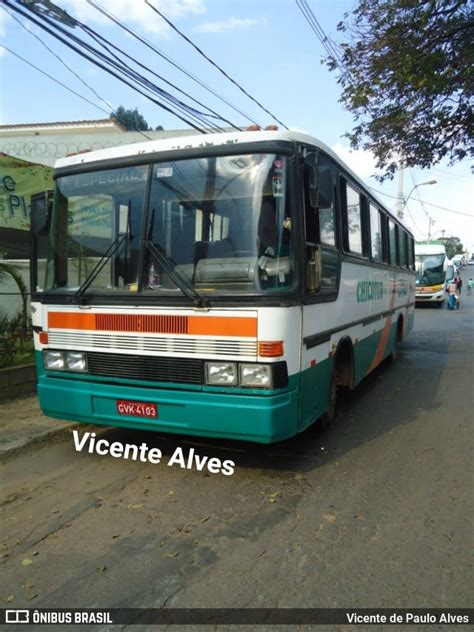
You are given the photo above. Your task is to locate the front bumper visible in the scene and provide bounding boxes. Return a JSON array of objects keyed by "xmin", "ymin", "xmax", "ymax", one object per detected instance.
[
  {"xmin": 415, "ymin": 290, "xmax": 445, "ymax": 302},
  {"xmin": 37, "ymin": 373, "xmax": 299, "ymax": 444}
]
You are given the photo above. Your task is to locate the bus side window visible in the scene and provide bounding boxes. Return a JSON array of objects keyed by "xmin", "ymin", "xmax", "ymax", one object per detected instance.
[
  {"xmin": 380, "ymin": 213, "xmax": 389, "ymax": 263},
  {"xmin": 399, "ymin": 230, "xmax": 407, "ymax": 268},
  {"xmin": 343, "ymin": 181, "xmax": 364, "ymax": 256},
  {"xmin": 388, "ymin": 219, "xmax": 398, "ymax": 266},
  {"xmin": 369, "ymin": 203, "xmax": 383, "ymax": 261},
  {"xmin": 408, "ymin": 236, "xmax": 415, "ymax": 270}
]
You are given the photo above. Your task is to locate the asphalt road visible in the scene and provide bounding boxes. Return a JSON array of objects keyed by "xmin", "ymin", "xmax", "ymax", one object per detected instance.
[{"xmin": 1, "ymin": 284, "xmax": 473, "ymax": 628}]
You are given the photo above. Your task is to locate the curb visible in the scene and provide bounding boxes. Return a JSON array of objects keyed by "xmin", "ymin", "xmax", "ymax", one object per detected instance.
[{"xmin": 0, "ymin": 422, "xmax": 81, "ymax": 460}]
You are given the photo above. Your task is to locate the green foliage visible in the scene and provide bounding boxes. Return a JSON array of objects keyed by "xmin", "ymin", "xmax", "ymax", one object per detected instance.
[
  {"xmin": 440, "ymin": 236, "xmax": 464, "ymax": 259},
  {"xmin": 0, "ymin": 312, "xmax": 34, "ymax": 368},
  {"xmin": 111, "ymin": 106, "xmax": 151, "ymax": 131},
  {"xmin": 0, "ymin": 263, "xmax": 29, "ymax": 340},
  {"xmin": 325, "ymin": 1, "xmax": 473, "ymax": 179}
]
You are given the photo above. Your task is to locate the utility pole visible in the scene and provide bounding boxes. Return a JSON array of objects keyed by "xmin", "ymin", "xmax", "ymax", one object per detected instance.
[
  {"xmin": 427, "ymin": 217, "xmax": 435, "ymax": 243},
  {"xmin": 396, "ymin": 167, "xmax": 404, "ymax": 219}
]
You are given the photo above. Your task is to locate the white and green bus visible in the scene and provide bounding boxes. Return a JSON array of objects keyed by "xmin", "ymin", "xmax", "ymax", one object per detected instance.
[{"xmin": 30, "ymin": 130, "xmax": 415, "ymax": 443}]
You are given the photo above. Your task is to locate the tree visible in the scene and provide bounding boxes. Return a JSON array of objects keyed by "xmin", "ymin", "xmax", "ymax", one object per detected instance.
[
  {"xmin": 111, "ymin": 106, "xmax": 151, "ymax": 131},
  {"xmin": 0, "ymin": 263, "xmax": 29, "ymax": 340},
  {"xmin": 325, "ymin": 1, "xmax": 474, "ymax": 179},
  {"xmin": 440, "ymin": 236, "xmax": 464, "ymax": 259}
]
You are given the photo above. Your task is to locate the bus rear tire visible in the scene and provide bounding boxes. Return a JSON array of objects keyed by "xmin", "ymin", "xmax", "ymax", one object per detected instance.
[
  {"xmin": 320, "ymin": 369, "xmax": 337, "ymax": 430},
  {"xmin": 389, "ymin": 317, "xmax": 403, "ymax": 362}
]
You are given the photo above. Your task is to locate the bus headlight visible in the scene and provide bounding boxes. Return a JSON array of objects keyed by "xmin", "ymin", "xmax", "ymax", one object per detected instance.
[
  {"xmin": 205, "ymin": 362, "xmax": 237, "ymax": 385},
  {"xmin": 44, "ymin": 350, "xmax": 65, "ymax": 370},
  {"xmin": 65, "ymin": 352, "xmax": 87, "ymax": 372},
  {"xmin": 239, "ymin": 364, "xmax": 272, "ymax": 388}
]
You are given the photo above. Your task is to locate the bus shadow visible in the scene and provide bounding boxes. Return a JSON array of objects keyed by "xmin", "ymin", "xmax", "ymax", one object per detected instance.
[
  {"xmin": 415, "ymin": 302, "xmax": 445, "ymax": 309},
  {"xmin": 88, "ymin": 333, "xmax": 447, "ymax": 476}
]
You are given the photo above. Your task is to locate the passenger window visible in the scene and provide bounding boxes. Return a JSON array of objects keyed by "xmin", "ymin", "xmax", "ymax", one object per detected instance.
[
  {"xmin": 319, "ymin": 206, "xmax": 336, "ymax": 246},
  {"xmin": 370, "ymin": 203, "xmax": 383, "ymax": 261},
  {"xmin": 399, "ymin": 230, "xmax": 407, "ymax": 267},
  {"xmin": 408, "ymin": 236, "xmax": 415, "ymax": 270},
  {"xmin": 388, "ymin": 220, "xmax": 398, "ymax": 265},
  {"xmin": 345, "ymin": 184, "xmax": 363, "ymax": 255}
]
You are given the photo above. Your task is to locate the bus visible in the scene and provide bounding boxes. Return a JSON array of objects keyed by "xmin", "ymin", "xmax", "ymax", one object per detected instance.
[
  {"xmin": 414, "ymin": 243, "xmax": 447, "ymax": 307},
  {"xmin": 30, "ymin": 130, "xmax": 415, "ymax": 444}
]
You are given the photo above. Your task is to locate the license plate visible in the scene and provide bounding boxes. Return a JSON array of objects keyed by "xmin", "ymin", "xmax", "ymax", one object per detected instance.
[{"xmin": 116, "ymin": 400, "xmax": 158, "ymax": 418}]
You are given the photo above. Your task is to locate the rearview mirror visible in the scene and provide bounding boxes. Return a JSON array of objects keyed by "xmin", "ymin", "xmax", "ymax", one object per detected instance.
[
  {"xmin": 30, "ymin": 190, "xmax": 53, "ymax": 236},
  {"xmin": 317, "ymin": 163, "xmax": 333, "ymax": 209}
]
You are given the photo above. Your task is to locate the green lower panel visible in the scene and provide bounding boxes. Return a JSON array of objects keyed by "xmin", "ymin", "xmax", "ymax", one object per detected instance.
[
  {"xmin": 298, "ymin": 357, "xmax": 334, "ymax": 432},
  {"xmin": 354, "ymin": 328, "xmax": 384, "ymax": 384},
  {"xmin": 36, "ymin": 359, "xmax": 300, "ymax": 444}
]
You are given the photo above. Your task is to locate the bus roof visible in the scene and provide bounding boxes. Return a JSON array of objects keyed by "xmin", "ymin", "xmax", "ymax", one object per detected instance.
[
  {"xmin": 54, "ymin": 129, "xmax": 411, "ymax": 234},
  {"xmin": 415, "ymin": 243, "xmax": 446, "ymax": 256}
]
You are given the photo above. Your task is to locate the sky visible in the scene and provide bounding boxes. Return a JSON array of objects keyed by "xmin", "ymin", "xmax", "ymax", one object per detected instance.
[{"xmin": 0, "ymin": 0, "xmax": 472, "ymax": 253}]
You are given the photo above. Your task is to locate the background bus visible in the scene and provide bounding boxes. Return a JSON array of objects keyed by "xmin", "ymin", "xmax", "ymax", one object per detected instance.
[
  {"xmin": 30, "ymin": 130, "xmax": 415, "ymax": 443},
  {"xmin": 415, "ymin": 243, "xmax": 447, "ymax": 307}
]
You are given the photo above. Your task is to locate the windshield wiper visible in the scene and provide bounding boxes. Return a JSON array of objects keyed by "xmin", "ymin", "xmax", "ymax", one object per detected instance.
[
  {"xmin": 74, "ymin": 233, "xmax": 127, "ymax": 304},
  {"xmin": 145, "ymin": 240, "xmax": 209, "ymax": 308}
]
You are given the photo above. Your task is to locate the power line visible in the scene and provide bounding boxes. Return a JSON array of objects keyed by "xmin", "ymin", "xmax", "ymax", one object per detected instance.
[
  {"xmin": 431, "ymin": 167, "xmax": 472, "ymax": 181},
  {"xmin": 144, "ymin": 0, "xmax": 289, "ymax": 129},
  {"xmin": 87, "ymin": 0, "xmax": 258, "ymax": 128},
  {"xmin": 76, "ymin": 9, "xmax": 241, "ymax": 130},
  {"xmin": 409, "ymin": 168, "xmax": 429, "ymax": 219},
  {"xmin": 6, "ymin": 0, "xmax": 219, "ymax": 133},
  {"xmin": 1, "ymin": 44, "xmax": 114, "ymax": 118},
  {"xmin": 5, "ymin": 0, "xmax": 211, "ymax": 133},
  {"xmin": 368, "ymin": 186, "xmax": 473, "ymax": 217},
  {"xmin": 404, "ymin": 202, "xmax": 424, "ymax": 236},
  {"xmin": 2, "ymin": 4, "xmax": 115, "ymax": 115},
  {"xmin": 296, "ymin": 0, "xmax": 344, "ymax": 65},
  {"xmin": 34, "ymin": 2, "xmax": 223, "ymax": 133}
]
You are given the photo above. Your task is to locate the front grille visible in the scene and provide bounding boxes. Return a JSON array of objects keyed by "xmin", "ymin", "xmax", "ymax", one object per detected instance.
[
  {"xmin": 86, "ymin": 351, "xmax": 203, "ymax": 385},
  {"xmin": 95, "ymin": 313, "xmax": 188, "ymax": 334}
]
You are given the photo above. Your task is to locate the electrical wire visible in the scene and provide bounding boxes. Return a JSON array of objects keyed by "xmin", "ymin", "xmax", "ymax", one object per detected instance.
[
  {"xmin": 76, "ymin": 17, "xmax": 240, "ymax": 130},
  {"xmin": 368, "ymin": 187, "xmax": 473, "ymax": 217},
  {"xmin": 87, "ymin": 0, "xmax": 259, "ymax": 128},
  {"xmin": 6, "ymin": 0, "xmax": 216, "ymax": 133},
  {"xmin": 404, "ymin": 202, "xmax": 424, "ymax": 236},
  {"xmin": 0, "ymin": 44, "xmax": 114, "ymax": 118},
  {"xmin": 144, "ymin": 0, "xmax": 288, "ymax": 129},
  {"xmin": 2, "ymin": 4, "xmax": 115, "ymax": 114},
  {"xmin": 296, "ymin": 0, "xmax": 344, "ymax": 64},
  {"xmin": 431, "ymin": 167, "xmax": 472, "ymax": 181},
  {"xmin": 409, "ymin": 168, "xmax": 429, "ymax": 219},
  {"xmin": 26, "ymin": 2, "xmax": 223, "ymax": 133},
  {"xmin": 5, "ymin": 0, "xmax": 211, "ymax": 133}
]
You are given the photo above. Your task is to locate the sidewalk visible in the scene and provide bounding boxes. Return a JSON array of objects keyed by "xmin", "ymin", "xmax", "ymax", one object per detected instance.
[{"xmin": 0, "ymin": 394, "xmax": 78, "ymax": 459}]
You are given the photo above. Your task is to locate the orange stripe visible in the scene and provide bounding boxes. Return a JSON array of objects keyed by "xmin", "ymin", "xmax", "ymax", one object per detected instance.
[
  {"xmin": 188, "ymin": 315, "xmax": 257, "ymax": 337},
  {"xmin": 48, "ymin": 311, "xmax": 257, "ymax": 338},
  {"xmin": 48, "ymin": 312, "xmax": 95, "ymax": 330}
]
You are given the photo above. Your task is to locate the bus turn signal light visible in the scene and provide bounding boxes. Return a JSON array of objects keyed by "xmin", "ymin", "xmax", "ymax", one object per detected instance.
[
  {"xmin": 39, "ymin": 332, "xmax": 48, "ymax": 345},
  {"xmin": 258, "ymin": 341, "xmax": 284, "ymax": 357}
]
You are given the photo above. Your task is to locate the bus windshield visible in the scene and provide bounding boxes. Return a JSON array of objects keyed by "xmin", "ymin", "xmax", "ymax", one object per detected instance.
[
  {"xmin": 38, "ymin": 153, "xmax": 294, "ymax": 299},
  {"xmin": 415, "ymin": 254, "xmax": 445, "ymax": 286}
]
